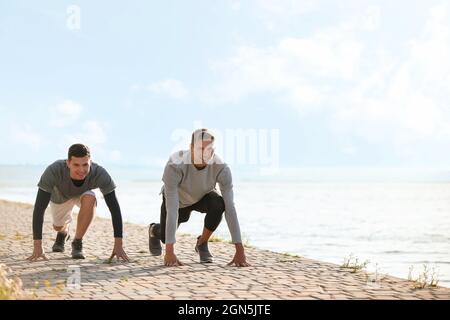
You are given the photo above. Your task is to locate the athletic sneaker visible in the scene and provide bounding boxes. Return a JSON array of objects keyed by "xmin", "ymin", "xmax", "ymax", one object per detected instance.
[
  {"xmin": 149, "ymin": 223, "xmax": 162, "ymax": 256},
  {"xmin": 195, "ymin": 236, "xmax": 213, "ymax": 263},
  {"xmin": 52, "ymin": 232, "xmax": 70, "ymax": 253},
  {"xmin": 71, "ymin": 239, "xmax": 85, "ymax": 259}
]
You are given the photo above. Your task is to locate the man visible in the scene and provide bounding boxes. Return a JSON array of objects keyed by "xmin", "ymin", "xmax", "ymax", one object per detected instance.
[
  {"xmin": 149, "ymin": 128, "xmax": 250, "ymax": 267},
  {"xmin": 27, "ymin": 144, "xmax": 129, "ymax": 262}
]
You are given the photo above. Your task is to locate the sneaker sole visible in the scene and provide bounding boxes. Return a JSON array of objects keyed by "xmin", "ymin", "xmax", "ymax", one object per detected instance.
[
  {"xmin": 200, "ymin": 259, "xmax": 213, "ymax": 263},
  {"xmin": 150, "ymin": 249, "xmax": 162, "ymax": 256},
  {"xmin": 195, "ymin": 243, "xmax": 213, "ymax": 264},
  {"xmin": 149, "ymin": 237, "xmax": 162, "ymax": 256}
]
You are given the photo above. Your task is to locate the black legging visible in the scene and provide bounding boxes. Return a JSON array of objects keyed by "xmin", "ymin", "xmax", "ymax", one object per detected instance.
[{"xmin": 159, "ymin": 191, "xmax": 225, "ymax": 244}]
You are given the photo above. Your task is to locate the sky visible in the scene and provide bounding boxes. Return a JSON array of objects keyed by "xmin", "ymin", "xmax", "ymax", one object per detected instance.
[{"xmin": 1, "ymin": 0, "xmax": 450, "ymax": 174}]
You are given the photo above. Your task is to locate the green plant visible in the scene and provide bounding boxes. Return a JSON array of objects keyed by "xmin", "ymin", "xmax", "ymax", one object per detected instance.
[
  {"xmin": 0, "ymin": 264, "xmax": 33, "ymax": 300},
  {"xmin": 208, "ymin": 235, "xmax": 225, "ymax": 243},
  {"xmin": 14, "ymin": 232, "xmax": 25, "ymax": 241},
  {"xmin": 278, "ymin": 252, "xmax": 300, "ymax": 262},
  {"xmin": 341, "ymin": 254, "xmax": 370, "ymax": 273},
  {"xmin": 409, "ymin": 264, "xmax": 440, "ymax": 289},
  {"xmin": 205, "ymin": 235, "xmax": 251, "ymax": 247}
]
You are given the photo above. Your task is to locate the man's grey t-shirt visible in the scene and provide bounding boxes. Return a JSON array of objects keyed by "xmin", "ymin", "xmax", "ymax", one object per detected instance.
[
  {"xmin": 162, "ymin": 150, "xmax": 242, "ymax": 244},
  {"xmin": 38, "ymin": 160, "xmax": 116, "ymax": 204}
]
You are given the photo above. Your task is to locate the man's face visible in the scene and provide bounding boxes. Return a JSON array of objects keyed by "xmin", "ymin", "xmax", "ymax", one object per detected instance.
[
  {"xmin": 191, "ymin": 140, "xmax": 215, "ymax": 166},
  {"xmin": 66, "ymin": 156, "xmax": 91, "ymax": 180}
]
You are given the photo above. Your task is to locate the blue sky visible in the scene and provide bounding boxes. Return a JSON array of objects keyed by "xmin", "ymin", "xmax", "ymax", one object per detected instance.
[{"xmin": 1, "ymin": 0, "xmax": 450, "ymax": 172}]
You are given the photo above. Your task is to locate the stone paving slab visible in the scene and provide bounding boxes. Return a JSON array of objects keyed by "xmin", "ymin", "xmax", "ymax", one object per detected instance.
[{"xmin": 1, "ymin": 200, "xmax": 449, "ymax": 300}]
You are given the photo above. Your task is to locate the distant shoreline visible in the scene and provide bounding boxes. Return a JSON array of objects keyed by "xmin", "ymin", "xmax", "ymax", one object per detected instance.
[{"xmin": 2, "ymin": 164, "xmax": 450, "ymax": 183}]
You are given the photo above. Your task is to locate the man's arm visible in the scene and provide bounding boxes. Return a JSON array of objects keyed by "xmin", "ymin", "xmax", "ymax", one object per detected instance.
[
  {"xmin": 27, "ymin": 188, "xmax": 51, "ymax": 262},
  {"xmin": 217, "ymin": 166, "xmax": 242, "ymax": 244},
  {"xmin": 95, "ymin": 165, "xmax": 128, "ymax": 260},
  {"xmin": 33, "ymin": 188, "xmax": 51, "ymax": 240},
  {"xmin": 217, "ymin": 166, "xmax": 250, "ymax": 267},
  {"xmin": 163, "ymin": 184, "xmax": 184, "ymax": 266},
  {"xmin": 164, "ymin": 184, "xmax": 180, "ymax": 245},
  {"xmin": 104, "ymin": 190, "xmax": 123, "ymax": 238},
  {"xmin": 104, "ymin": 191, "xmax": 129, "ymax": 262},
  {"xmin": 162, "ymin": 162, "xmax": 182, "ymax": 245},
  {"xmin": 162, "ymin": 162, "xmax": 184, "ymax": 266}
]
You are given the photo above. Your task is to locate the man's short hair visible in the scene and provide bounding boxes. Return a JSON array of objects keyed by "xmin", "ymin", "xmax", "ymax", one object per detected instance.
[
  {"xmin": 191, "ymin": 128, "xmax": 215, "ymax": 146},
  {"xmin": 68, "ymin": 144, "xmax": 91, "ymax": 160}
]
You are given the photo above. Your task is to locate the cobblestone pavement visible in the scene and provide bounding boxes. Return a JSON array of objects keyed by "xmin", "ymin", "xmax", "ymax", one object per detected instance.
[{"xmin": 1, "ymin": 200, "xmax": 449, "ymax": 300}]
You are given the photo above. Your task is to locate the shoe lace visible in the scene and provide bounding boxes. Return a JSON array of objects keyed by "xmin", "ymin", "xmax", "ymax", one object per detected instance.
[
  {"xmin": 73, "ymin": 240, "xmax": 83, "ymax": 251},
  {"xmin": 55, "ymin": 232, "xmax": 67, "ymax": 245}
]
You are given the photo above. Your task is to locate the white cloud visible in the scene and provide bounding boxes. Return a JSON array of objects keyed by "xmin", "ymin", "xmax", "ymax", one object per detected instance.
[
  {"xmin": 62, "ymin": 120, "xmax": 108, "ymax": 151},
  {"xmin": 250, "ymin": 0, "xmax": 320, "ymax": 32},
  {"xmin": 110, "ymin": 150, "xmax": 122, "ymax": 162},
  {"xmin": 361, "ymin": 6, "xmax": 381, "ymax": 31},
  {"xmin": 50, "ymin": 100, "xmax": 83, "ymax": 128},
  {"xmin": 129, "ymin": 84, "xmax": 142, "ymax": 92},
  {"xmin": 230, "ymin": 1, "xmax": 241, "ymax": 11},
  {"xmin": 333, "ymin": 2, "xmax": 450, "ymax": 145},
  {"xmin": 201, "ymin": 21, "xmax": 363, "ymax": 107},
  {"xmin": 83, "ymin": 121, "xmax": 108, "ymax": 145},
  {"xmin": 251, "ymin": 0, "xmax": 380, "ymax": 33},
  {"xmin": 147, "ymin": 79, "xmax": 189, "ymax": 100},
  {"xmin": 9, "ymin": 123, "xmax": 43, "ymax": 151},
  {"xmin": 340, "ymin": 144, "xmax": 357, "ymax": 156},
  {"xmin": 255, "ymin": 0, "xmax": 319, "ymax": 16},
  {"xmin": 138, "ymin": 156, "xmax": 167, "ymax": 167},
  {"xmin": 53, "ymin": 120, "xmax": 120, "ymax": 163},
  {"xmin": 202, "ymin": 2, "xmax": 450, "ymax": 151}
]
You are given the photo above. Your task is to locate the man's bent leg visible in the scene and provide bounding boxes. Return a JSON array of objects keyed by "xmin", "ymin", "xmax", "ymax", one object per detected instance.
[
  {"xmin": 195, "ymin": 192, "xmax": 225, "ymax": 245},
  {"xmin": 72, "ymin": 191, "xmax": 96, "ymax": 259},
  {"xmin": 192, "ymin": 192, "xmax": 225, "ymax": 263},
  {"xmin": 50, "ymin": 200, "xmax": 75, "ymax": 253},
  {"xmin": 74, "ymin": 192, "xmax": 96, "ymax": 240},
  {"xmin": 158, "ymin": 196, "xmax": 192, "ymax": 244}
]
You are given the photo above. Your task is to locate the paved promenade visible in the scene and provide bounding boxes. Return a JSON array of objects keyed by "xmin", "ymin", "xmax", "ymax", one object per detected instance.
[{"xmin": 1, "ymin": 200, "xmax": 449, "ymax": 300}]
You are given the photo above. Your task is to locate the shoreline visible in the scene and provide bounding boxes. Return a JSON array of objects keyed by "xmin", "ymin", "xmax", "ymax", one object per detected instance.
[{"xmin": 1, "ymin": 199, "xmax": 449, "ymax": 300}]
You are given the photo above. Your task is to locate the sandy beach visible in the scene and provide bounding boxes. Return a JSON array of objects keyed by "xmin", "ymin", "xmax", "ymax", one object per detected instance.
[{"xmin": 1, "ymin": 199, "xmax": 449, "ymax": 300}]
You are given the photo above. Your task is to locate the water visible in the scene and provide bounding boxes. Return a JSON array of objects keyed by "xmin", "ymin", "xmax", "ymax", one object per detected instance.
[{"xmin": 0, "ymin": 165, "xmax": 449, "ymax": 288}]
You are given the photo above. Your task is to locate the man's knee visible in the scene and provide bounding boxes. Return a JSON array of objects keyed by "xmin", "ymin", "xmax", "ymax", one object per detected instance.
[
  {"xmin": 53, "ymin": 225, "xmax": 65, "ymax": 232},
  {"xmin": 178, "ymin": 215, "xmax": 190, "ymax": 223},
  {"xmin": 159, "ymin": 227, "xmax": 166, "ymax": 244},
  {"xmin": 208, "ymin": 194, "xmax": 225, "ymax": 214},
  {"xmin": 204, "ymin": 194, "xmax": 225, "ymax": 232},
  {"xmin": 80, "ymin": 193, "xmax": 97, "ymax": 209}
]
